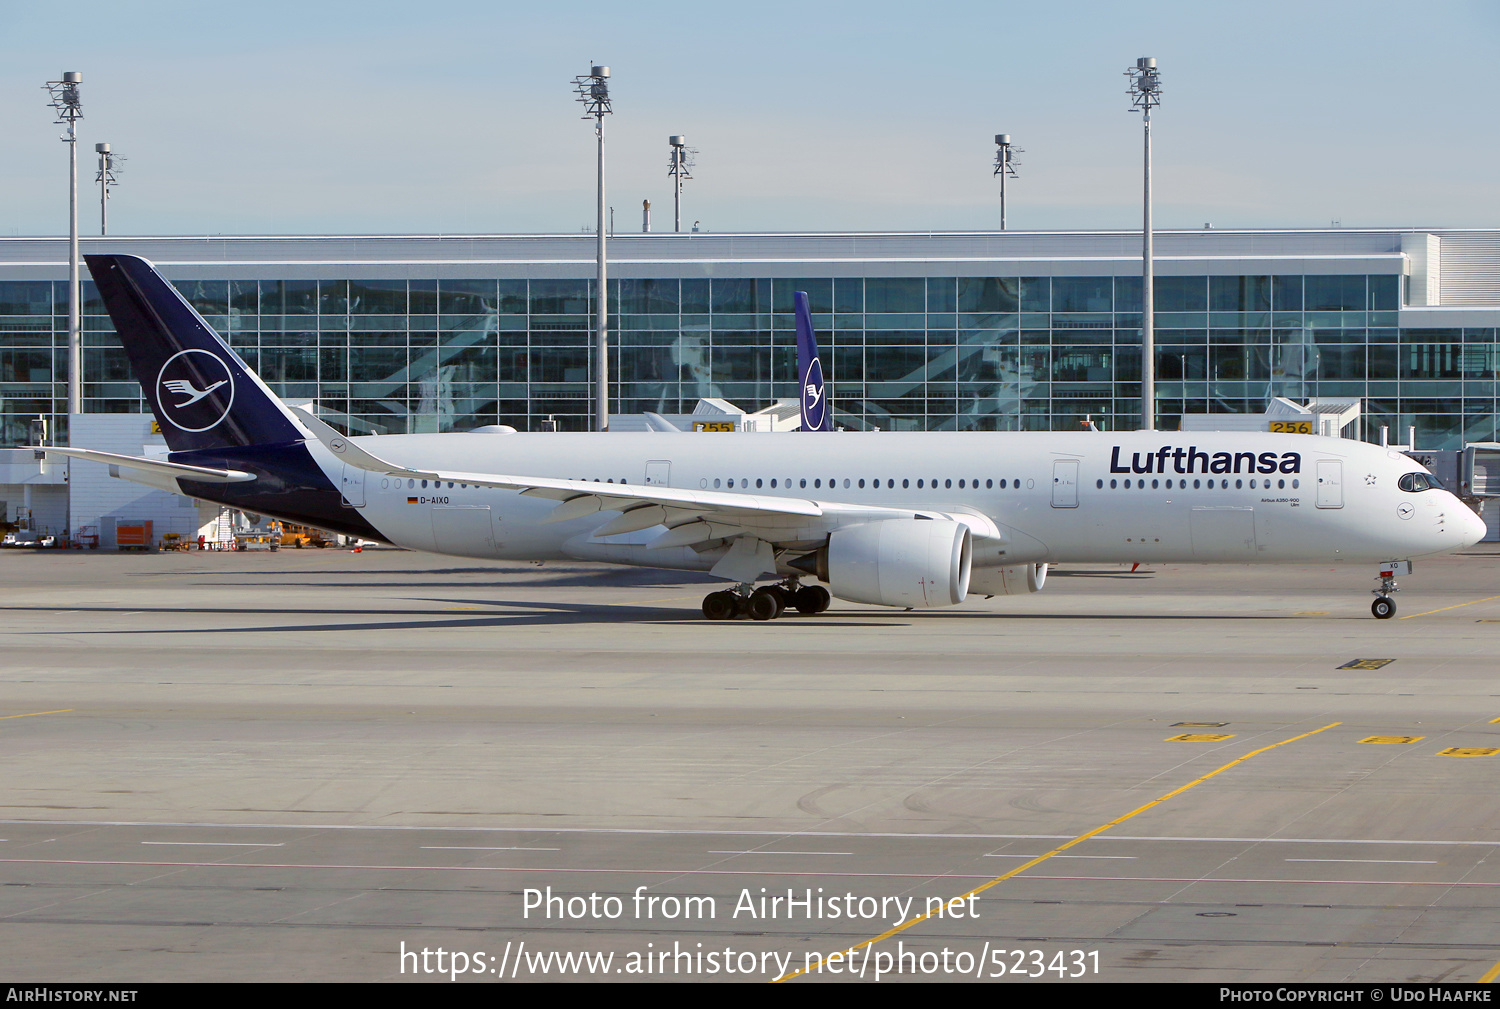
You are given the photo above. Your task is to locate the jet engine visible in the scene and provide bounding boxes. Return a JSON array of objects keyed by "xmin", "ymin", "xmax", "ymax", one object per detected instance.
[
  {"xmin": 794, "ymin": 519, "xmax": 972, "ymax": 608},
  {"xmin": 967, "ymin": 562, "xmax": 1048, "ymax": 596}
]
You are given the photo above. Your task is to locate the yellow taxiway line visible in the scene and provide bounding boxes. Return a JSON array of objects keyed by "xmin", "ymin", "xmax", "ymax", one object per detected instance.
[{"xmin": 773, "ymin": 721, "xmax": 1343, "ymax": 983}]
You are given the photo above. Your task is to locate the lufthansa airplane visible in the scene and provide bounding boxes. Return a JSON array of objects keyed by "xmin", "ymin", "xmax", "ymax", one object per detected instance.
[{"xmin": 48, "ymin": 255, "xmax": 1486, "ymax": 621}]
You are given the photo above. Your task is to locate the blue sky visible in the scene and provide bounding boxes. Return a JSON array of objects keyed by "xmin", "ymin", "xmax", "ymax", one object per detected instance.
[{"xmin": 0, "ymin": 0, "xmax": 1495, "ymax": 235}]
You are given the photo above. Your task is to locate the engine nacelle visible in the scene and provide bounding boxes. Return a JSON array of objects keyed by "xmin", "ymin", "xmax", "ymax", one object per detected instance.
[
  {"xmin": 814, "ymin": 519, "xmax": 972, "ymax": 608},
  {"xmin": 967, "ymin": 562, "xmax": 1048, "ymax": 596}
]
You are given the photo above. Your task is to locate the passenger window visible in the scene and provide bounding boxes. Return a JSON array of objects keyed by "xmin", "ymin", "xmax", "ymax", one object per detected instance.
[
  {"xmin": 770, "ymin": 478, "xmax": 777, "ymax": 488},
  {"xmin": 1151, "ymin": 479, "xmax": 1159, "ymax": 489},
  {"xmin": 917, "ymin": 479, "xmax": 924, "ymax": 489},
  {"xmin": 1096, "ymin": 479, "xmax": 1103, "ymax": 489},
  {"xmin": 858, "ymin": 478, "xmax": 865, "ymax": 488},
  {"xmin": 1193, "ymin": 479, "xmax": 1200, "ymax": 489},
  {"xmin": 756, "ymin": 478, "xmax": 763, "ymax": 488},
  {"xmin": 902, "ymin": 479, "xmax": 909, "ymax": 488},
  {"xmin": 1110, "ymin": 479, "xmax": 1117, "ymax": 489},
  {"xmin": 986, "ymin": 479, "xmax": 993, "ymax": 489},
  {"xmin": 1235, "ymin": 479, "xmax": 1243, "ymax": 489},
  {"xmin": 843, "ymin": 479, "xmax": 850, "ymax": 488},
  {"xmin": 714, "ymin": 478, "xmax": 721, "ymax": 488},
  {"xmin": 999, "ymin": 479, "xmax": 1007, "ymax": 489},
  {"xmin": 800, "ymin": 478, "xmax": 806, "ymax": 488}
]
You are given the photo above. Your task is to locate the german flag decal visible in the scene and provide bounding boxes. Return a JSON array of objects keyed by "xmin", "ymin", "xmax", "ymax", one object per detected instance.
[{"xmin": 407, "ymin": 497, "xmax": 418, "ymax": 504}]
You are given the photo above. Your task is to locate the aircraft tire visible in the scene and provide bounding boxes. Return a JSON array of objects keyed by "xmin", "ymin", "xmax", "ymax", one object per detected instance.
[
  {"xmin": 702, "ymin": 591, "xmax": 739, "ymax": 621},
  {"xmin": 749, "ymin": 587, "xmax": 784, "ymax": 621},
  {"xmin": 1371, "ymin": 596, "xmax": 1396, "ymax": 620},
  {"xmin": 794, "ymin": 585, "xmax": 831, "ymax": 614}
]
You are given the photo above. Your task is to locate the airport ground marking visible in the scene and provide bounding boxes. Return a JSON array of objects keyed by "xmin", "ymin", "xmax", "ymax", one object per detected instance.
[
  {"xmin": 1361, "ymin": 736, "xmax": 1424, "ymax": 744},
  {"xmin": 1438, "ymin": 747, "xmax": 1500, "ymax": 757},
  {"xmin": 771, "ymin": 721, "xmax": 1341, "ymax": 983},
  {"xmin": 1399, "ymin": 594, "xmax": 1500, "ymax": 620},
  {"xmin": 15, "ymin": 819, "xmax": 1500, "ymax": 846},
  {"xmin": 1480, "ymin": 957, "xmax": 1500, "ymax": 984},
  {"xmin": 0, "ymin": 709, "xmax": 73, "ymax": 720}
]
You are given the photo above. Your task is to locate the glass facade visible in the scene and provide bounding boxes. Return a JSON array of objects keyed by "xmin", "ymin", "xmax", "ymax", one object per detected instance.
[{"xmin": 2, "ymin": 271, "xmax": 1496, "ymax": 448}]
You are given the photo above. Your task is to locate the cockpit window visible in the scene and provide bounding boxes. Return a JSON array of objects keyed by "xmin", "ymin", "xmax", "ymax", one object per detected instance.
[{"xmin": 1398, "ymin": 472, "xmax": 1440, "ymax": 492}]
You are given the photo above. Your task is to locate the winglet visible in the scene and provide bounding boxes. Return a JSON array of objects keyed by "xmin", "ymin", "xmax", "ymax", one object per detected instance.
[{"xmin": 794, "ymin": 291, "xmax": 832, "ymax": 432}]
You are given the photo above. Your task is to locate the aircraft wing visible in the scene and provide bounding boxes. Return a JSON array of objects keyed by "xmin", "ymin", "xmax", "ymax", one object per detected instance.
[
  {"xmin": 43, "ymin": 447, "xmax": 257, "ymax": 483},
  {"xmin": 290, "ymin": 408, "xmax": 1000, "ymax": 549}
]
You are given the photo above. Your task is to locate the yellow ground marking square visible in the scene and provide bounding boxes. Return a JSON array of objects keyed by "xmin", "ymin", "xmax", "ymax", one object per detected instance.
[
  {"xmin": 1438, "ymin": 747, "xmax": 1500, "ymax": 757},
  {"xmin": 1167, "ymin": 734, "xmax": 1236, "ymax": 742},
  {"xmin": 1338, "ymin": 658, "xmax": 1395, "ymax": 670},
  {"xmin": 1360, "ymin": 735, "xmax": 1424, "ymax": 744},
  {"xmin": 1172, "ymin": 721, "xmax": 1229, "ymax": 728},
  {"xmin": 1491, "ymin": 717, "xmax": 1500, "ymax": 724}
]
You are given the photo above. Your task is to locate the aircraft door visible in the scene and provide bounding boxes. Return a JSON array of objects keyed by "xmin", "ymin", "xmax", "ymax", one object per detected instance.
[
  {"xmin": 645, "ymin": 460, "xmax": 671, "ymax": 487},
  {"xmin": 1050, "ymin": 459, "xmax": 1078, "ymax": 508},
  {"xmin": 431, "ymin": 505, "xmax": 496, "ymax": 557},
  {"xmin": 340, "ymin": 463, "xmax": 366, "ymax": 508},
  {"xmin": 1316, "ymin": 460, "xmax": 1343, "ymax": 509}
]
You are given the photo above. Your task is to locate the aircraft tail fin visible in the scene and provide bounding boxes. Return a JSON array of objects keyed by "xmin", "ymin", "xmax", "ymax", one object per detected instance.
[
  {"xmin": 84, "ymin": 254, "xmax": 305, "ymax": 453},
  {"xmin": 794, "ymin": 291, "xmax": 831, "ymax": 432}
]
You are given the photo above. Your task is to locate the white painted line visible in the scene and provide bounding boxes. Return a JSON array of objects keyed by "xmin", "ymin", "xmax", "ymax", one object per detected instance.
[
  {"xmin": 421, "ymin": 846, "xmax": 560, "ymax": 851},
  {"xmin": 141, "ymin": 841, "xmax": 284, "ymax": 847},
  {"xmin": 985, "ymin": 854, "xmax": 1138, "ymax": 859},
  {"xmin": 1285, "ymin": 858, "xmax": 1438, "ymax": 864},
  {"xmin": 709, "ymin": 850, "xmax": 853, "ymax": 856},
  {"xmin": 13, "ymin": 820, "xmax": 1500, "ymax": 847}
]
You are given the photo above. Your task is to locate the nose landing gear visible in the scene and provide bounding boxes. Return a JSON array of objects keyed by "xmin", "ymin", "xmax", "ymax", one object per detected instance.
[{"xmin": 1371, "ymin": 561, "xmax": 1409, "ymax": 620}]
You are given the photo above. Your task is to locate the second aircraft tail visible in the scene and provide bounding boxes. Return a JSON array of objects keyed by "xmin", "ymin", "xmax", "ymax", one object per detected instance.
[{"xmin": 794, "ymin": 291, "xmax": 832, "ymax": 432}]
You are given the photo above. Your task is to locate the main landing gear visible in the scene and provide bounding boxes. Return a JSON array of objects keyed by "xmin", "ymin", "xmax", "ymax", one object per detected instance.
[{"xmin": 701, "ymin": 580, "xmax": 832, "ymax": 621}]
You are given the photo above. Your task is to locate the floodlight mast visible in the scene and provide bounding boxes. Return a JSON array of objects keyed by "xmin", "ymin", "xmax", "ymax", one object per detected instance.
[
  {"xmin": 95, "ymin": 143, "xmax": 120, "ymax": 236},
  {"xmin": 574, "ymin": 65, "xmax": 613, "ymax": 431},
  {"xmin": 1126, "ymin": 56, "xmax": 1162, "ymax": 432},
  {"xmin": 45, "ymin": 72, "xmax": 83, "ymax": 419},
  {"xmin": 667, "ymin": 135, "xmax": 692, "ymax": 233},
  {"xmin": 992, "ymin": 134, "xmax": 1021, "ymax": 230}
]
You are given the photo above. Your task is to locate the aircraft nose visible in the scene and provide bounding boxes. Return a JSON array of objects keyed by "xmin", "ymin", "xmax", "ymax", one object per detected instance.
[{"xmin": 1460, "ymin": 502, "xmax": 1489, "ymax": 548}]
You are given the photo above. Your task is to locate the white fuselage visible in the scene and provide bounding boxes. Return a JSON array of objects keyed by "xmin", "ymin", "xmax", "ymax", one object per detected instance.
[{"xmin": 304, "ymin": 430, "xmax": 1484, "ymax": 574}]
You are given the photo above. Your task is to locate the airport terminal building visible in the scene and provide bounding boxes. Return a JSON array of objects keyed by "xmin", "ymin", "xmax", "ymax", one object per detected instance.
[{"xmin": 0, "ymin": 228, "xmax": 1497, "ymax": 445}]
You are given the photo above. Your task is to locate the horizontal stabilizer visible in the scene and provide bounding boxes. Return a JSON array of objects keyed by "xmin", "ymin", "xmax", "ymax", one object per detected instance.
[{"xmin": 44, "ymin": 447, "xmax": 257, "ymax": 483}]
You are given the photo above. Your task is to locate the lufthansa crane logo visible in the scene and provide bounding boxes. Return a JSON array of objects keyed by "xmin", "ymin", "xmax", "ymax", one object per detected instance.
[
  {"xmin": 802, "ymin": 356, "xmax": 826, "ymax": 431},
  {"xmin": 155, "ymin": 349, "xmax": 235, "ymax": 432}
]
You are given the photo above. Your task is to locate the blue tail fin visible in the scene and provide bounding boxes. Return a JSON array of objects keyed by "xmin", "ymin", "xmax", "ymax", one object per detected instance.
[
  {"xmin": 794, "ymin": 291, "xmax": 831, "ymax": 432},
  {"xmin": 85, "ymin": 254, "xmax": 304, "ymax": 452}
]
